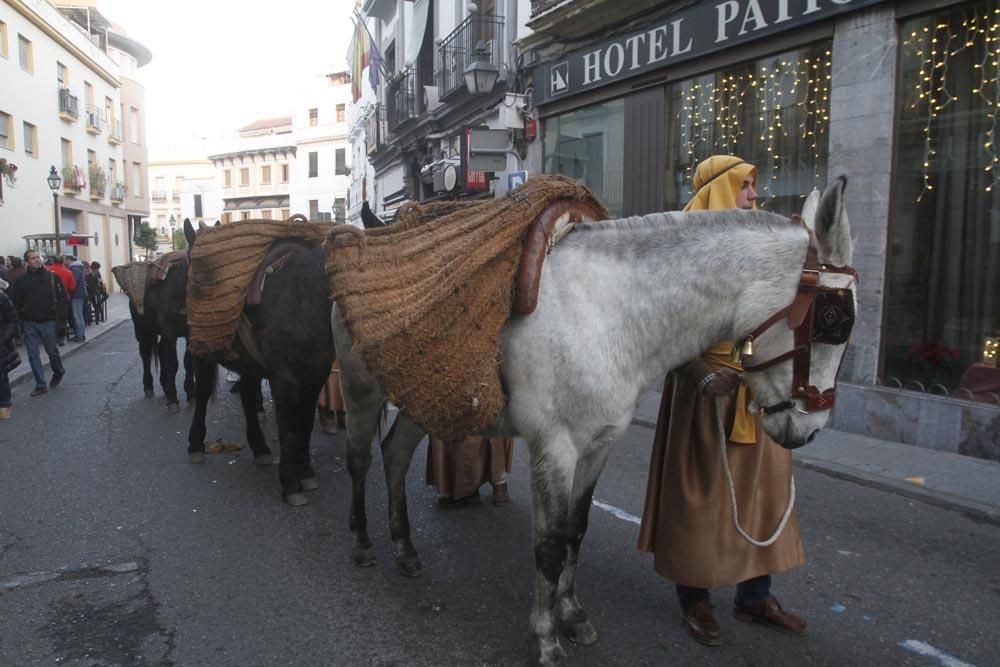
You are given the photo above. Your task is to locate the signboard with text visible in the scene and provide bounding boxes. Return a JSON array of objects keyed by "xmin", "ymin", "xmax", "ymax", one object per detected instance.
[{"xmin": 532, "ymin": 0, "xmax": 887, "ymax": 105}]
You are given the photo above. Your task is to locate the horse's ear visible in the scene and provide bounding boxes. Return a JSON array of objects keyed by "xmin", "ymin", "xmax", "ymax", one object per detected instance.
[
  {"xmin": 800, "ymin": 189, "xmax": 820, "ymax": 231},
  {"xmin": 361, "ymin": 200, "xmax": 385, "ymax": 229},
  {"xmin": 814, "ymin": 175, "xmax": 852, "ymax": 266},
  {"xmin": 184, "ymin": 219, "xmax": 198, "ymax": 248}
]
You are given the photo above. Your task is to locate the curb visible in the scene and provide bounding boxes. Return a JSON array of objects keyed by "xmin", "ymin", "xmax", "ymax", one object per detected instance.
[{"xmin": 10, "ymin": 319, "xmax": 129, "ymax": 387}]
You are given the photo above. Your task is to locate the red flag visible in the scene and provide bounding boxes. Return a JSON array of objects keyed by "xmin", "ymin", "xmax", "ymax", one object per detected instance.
[{"xmin": 351, "ymin": 20, "xmax": 371, "ymax": 103}]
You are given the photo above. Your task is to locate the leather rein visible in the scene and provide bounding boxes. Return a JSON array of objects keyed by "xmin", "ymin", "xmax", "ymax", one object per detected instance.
[{"xmin": 738, "ymin": 216, "xmax": 858, "ymax": 416}]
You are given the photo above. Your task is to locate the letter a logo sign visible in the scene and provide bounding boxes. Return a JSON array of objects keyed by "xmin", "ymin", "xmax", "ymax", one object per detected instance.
[{"xmin": 550, "ymin": 62, "xmax": 569, "ymax": 97}]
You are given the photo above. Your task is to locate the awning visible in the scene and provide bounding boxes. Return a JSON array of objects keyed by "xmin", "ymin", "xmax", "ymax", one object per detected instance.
[{"xmin": 405, "ymin": 0, "xmax": 430, "ymax": 67}]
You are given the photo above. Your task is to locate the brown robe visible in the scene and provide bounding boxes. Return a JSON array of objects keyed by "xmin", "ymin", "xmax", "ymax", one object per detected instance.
[
  {"xmin": 637, "ymin": 361, "xmax": 805, "ymax": 588},
  {"xmin": 426, "ymin": 437, "xmax": 513, "ymax": 500},
  {"xmin": 317, "ymin": 360, "xmax": 344, "ymax": 412}
]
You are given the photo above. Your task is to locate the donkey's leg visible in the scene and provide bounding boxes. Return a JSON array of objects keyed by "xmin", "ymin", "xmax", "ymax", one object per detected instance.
[
  {"xmin": 555, "ymin": 443, "xmax": 613, "ymax": 646},
  {"xmin": 158, "ymin": 335, "xmax": 181, "ymax": 412},
  {"xmin": 528, "ymin": 435, "xmax": 578, "ymax": 665},
  {"xmin": 379, "ymin": 413, "xmax": 426, "ymax": 577},
  {"xmin": 237, "ymin": 373, "xmax": 273, "ymax": 469},
  {"xmin": 139, "ymin": 333, "xmax": 155, "ymax": 398},
  {"xmin": 187, "ymin": 357, "xmax": 216, "ymax": 463},
  {"xmin": 182, "ymin": 347, "xmax": 194, "ymax": 402}
]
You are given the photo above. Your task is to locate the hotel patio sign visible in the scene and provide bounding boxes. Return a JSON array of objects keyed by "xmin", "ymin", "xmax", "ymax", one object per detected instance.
[{"xmin": 533, "ymin": 0, "xmax": 886, "ymax": 105}]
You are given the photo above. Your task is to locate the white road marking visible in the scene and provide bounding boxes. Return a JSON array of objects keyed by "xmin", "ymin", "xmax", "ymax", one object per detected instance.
[
  {"xmin": 898, "ymin": 640, "xmax": 976, "ymax": 667},
  {"xmin": 592, "ymin": 498, "xmax": 641, "ymax": 525}
]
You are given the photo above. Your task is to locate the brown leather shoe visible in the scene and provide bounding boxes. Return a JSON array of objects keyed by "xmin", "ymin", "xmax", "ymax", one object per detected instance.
[
  {"xmin": 682, "ymin": 599, "xmax": 722, "ymax": 646},
  {"xmin": 491, "ymin": 482, "xmax": 509, "ymax": 507},
  {"xmin": 732, "ymin": 596, "xmax": 808, "ymax": 636}
]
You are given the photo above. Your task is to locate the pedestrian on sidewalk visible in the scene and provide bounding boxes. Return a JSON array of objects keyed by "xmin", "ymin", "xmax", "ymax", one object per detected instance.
[
  {"xmin": 46, "ymin": 255, "xmax": 75, "ymax": 346},
  {"xmin": 10, "ymin": 250, "xmax": 68, "ymax": 396},
  {"xmin": 637, "ymin": 155, "xmax": 807, "ymax": 647},
  {"xmin": 64, "ymin": 254, "xmax": 88, "ymax": 342},
  {"xmin": 0, "ymin": 288, "xmax": 21, "ymax": 418}
]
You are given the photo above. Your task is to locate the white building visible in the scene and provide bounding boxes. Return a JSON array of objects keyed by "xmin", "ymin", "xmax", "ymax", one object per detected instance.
[
  {"xmin": 209, "ymin": 117, "xmax": 295, "ymax": 224},
  {"xmin": 290, "ymin": 71, "xmax": 352, "ymax": 223},
  {"xmin": 179, "ymin": 176, "xmax": 221, "ymax": 228},
  {"xmin": 0, "ymin": 0, "xmax": 151, "ymax": 278},
  {"xmin": 147, "ymin": 152, "xmax": 215, "ymax": 250}
]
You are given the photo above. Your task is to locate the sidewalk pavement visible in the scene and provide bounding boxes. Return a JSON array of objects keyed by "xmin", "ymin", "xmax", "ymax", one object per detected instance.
[
  {"xmin": 9, "ymin": 292, "xmax": 132, "ymax": 386},
  {"xmin": 632, "ymin": 388, "xmax": 1000, "ymax": 525}
]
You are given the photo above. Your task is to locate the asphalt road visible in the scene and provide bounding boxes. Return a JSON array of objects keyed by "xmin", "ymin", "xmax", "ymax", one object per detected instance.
[{"xmin": 1, "ymin": 324, "xmax": 997, "ymax": 666}]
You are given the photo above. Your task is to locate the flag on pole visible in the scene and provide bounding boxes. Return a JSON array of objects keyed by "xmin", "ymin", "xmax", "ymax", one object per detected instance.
[
  {"xmin": 350, "ymin": 20, "xmax": 371, "ymax": 102},
  {"xmin": 368, "ymin": 40, "xmax": 384, "ymax": 95}
]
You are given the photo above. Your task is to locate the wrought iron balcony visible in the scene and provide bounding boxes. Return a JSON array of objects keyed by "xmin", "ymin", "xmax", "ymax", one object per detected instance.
[
  {"xmin": 58, "ymin": 87, "xmax": 79, "ymax": 120},
  {"xmin": 366, "ymin": 104, "xmax": 385, "ymax": 156},
  {"xmin": 107, "ymin": 118, "xmax": 122, "ymax": 144},
  {"xmin": 62, "ymin": 165, "xmax": 84, "ymax": 192},
  {"xmin": 151, "ymin": 190, "xmax": 167, "ymax": 201},
  {"xmin": 386, "ymin": 68, "xmax": 418, "ymax": 132},
  {"xmin": 437, "ymin": 13, "xmax": 506, "ymax": 98},
  {"xmin": 110, "ymin": 182, "xmax": 126, "ymax": 202},
  {"xmin": 85, "ymin": 104, "xmax": 104, "ymax": 133}
]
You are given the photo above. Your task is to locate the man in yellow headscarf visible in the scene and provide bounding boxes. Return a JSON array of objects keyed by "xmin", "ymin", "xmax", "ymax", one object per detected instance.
[{"xmin": 637, "ymin": 155, "xmax": 807, "ymax": 647}]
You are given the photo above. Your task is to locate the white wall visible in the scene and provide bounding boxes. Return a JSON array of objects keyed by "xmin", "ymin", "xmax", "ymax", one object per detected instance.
[{"xmin": 290, "ymin": 74, "xmax": 352, "ymax": 220}]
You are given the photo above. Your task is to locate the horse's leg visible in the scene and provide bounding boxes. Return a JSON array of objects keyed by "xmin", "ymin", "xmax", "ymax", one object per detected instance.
[
  {"xmin": 379, "ymin": 413, "xmax": 426, "ymax": 577},
  {"xmin": 555, "ymin": 443, "xmax": 613, "ymax": 647},
  {"xmin": 158, "ymin": 335, "xmax": 181, "ymax": 412},
  {"xmin": 527, "ymin": 435, "xmax": 579, "ymax": 665},
  {"xmin": 237, "ymin": 373, "xmax": 273, "ymax": 468},
  {"xmin": 139, "ymin": 333, "xmax": 155, "ymax": 398},
  {"xmin": 271, "ymin": 376, "xmax": 325, "ymax": 503},
  {"xmin": 182, "ymin": 347, "xmax": 194, "ymax": 403},
  {"xmin": 187, "ymin": 357, "xmax": 215, "ymax": 463},
  {"xmin": 342, "ymin": 393, "xmax": 383, "ymax": 567}
]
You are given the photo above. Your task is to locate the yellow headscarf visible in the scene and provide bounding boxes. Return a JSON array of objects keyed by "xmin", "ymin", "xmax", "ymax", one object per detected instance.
[{"xmin": 685, "ymin": 155, "xmax": 758, "ymax": 444}]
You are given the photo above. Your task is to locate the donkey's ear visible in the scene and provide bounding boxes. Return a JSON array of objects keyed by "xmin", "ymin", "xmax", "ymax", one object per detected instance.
[
  {"xmin": 815, "ymin": 176, "xmax": 852, "ymax": 266},
  {"xmin": 801, "ymin": 189, "xmax": 821, "ymax": 231},
  {"xmin": 183, "ymin": 219, "xmax": 198, "ymax": 248}
]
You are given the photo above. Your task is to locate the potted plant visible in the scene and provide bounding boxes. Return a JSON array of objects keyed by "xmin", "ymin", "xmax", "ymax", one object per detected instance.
[
  {"xmin": 89, "ymin": 163, "xmax": 107, "ymax": 197},
  {"xmin": 905, "ymin": 341, "xmax": 961, "ymax": 388}
]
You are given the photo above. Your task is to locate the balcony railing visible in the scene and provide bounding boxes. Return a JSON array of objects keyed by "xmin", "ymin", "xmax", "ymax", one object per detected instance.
[
  {"xmin": 85, "ymin": 104, "xmax": 104, "ymax": 133},
  {"xmin": 107, "ymin": 118, "xmax": 122, "ymax": 144},
  {"xmin": 437, "ymin": 13, "xmax": 505, "ymax": 98},
  {"xmin": 366, "ymin": 104, "xmax": 385, "ymax": 155},
  {"xmin": 58, "ymin": 87, "xmax": 79, "ymax": 120},
  {"xmin": 386, "ymin": 68, "xmax": 418, "ymax": 132},
  {"xmin": 90, "ymin": 181, "xmax": 107, "ymax": 199},
  {"xmin": 110, "ymin": 182, "xmax": 126, "ymax": 202},
  {"xmin": 151, "ymin": 190, "xmax": 167, "ymax": 201},
  {"xmin": 62, "ymin": 165, "xmax": 84, "ymax": 192}
]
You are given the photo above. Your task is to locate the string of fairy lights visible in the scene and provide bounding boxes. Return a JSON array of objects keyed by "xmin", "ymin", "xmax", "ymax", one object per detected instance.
[
  {"xmin": 675, "ymin": 47, "xmax": 832, "ymax": 206},
  {"xmin": 903, "ymin": 3, "xmax": 1000, "ymax": 200}
]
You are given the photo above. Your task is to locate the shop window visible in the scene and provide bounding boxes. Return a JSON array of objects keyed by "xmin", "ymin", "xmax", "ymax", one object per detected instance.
[
  {"xmin": 664, "ymin": 41, "xmax": 832, "ymax": 216},
  {"xmin": 884, "ymin": 2, "xmax": 1000, "ymax": 394},
  {"xmin": 543, "ymin": 98, "xmax": 625, "ymax": 217}
]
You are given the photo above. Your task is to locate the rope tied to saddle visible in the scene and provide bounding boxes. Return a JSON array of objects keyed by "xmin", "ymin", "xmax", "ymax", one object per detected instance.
[
  {"xmin": 186, "ymin": 218, "xmax": 330, "ymax": 358},
  {"xmin": 325, "ymin": 174, "xmax": 608, "ymax": 440}
]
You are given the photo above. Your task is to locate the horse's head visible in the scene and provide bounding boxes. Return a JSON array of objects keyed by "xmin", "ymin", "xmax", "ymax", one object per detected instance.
[
  {"xmin": 183, "ymin": 218, "xmax": 198, "ymax": 250},
  {"xmin": 741, "ymin": 176, "xmax": 857, "ymax": 449}
]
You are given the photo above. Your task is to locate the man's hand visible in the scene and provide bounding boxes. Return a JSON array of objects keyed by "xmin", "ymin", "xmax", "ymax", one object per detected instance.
[{"xmin": 701, "ymin": 367, "xmax": 743, "ymax": 397}]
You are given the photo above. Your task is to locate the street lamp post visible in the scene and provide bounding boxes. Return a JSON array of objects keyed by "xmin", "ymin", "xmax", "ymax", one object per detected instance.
[
  {"xmin": 463, "ymin": 40, "xmax": 499, "ymax": 96},
  {"xmin": 47, "ymin": 166, "xmax": 62, "ymax": 254},
  {"xmin": 169, "ymin": 215, "xmax": 176, "ymax": 250}
]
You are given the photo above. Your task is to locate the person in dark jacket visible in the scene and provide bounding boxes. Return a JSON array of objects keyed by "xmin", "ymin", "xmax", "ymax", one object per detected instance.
[
  {"xmin": 3, "ymin": 257, "xmax": 25, "ymax": 288},
  {"xmin": 0, "ymin": 289, "xmax": 21, "ymax": 418},
  {"xmin": 64, "ymin": 254, "xmax": 88, "ymax": 342},
  {"xmin": 11, "ymin": 250, "xmax": 68, "ymax": 396}
]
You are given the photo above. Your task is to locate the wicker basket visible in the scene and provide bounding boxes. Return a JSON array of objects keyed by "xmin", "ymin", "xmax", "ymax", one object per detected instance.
[{"xmin": 111, "ymin": 262, "xmax": 153, "ymax": 315}]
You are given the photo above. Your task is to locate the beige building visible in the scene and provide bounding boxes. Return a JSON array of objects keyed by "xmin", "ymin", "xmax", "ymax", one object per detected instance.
[
  {"xmin": 209, "ymin": 117, "xmax": 295, "ymax": 223},
  {"xmin": 147, "ymin": 153, "xmax": 214, "ymax": 251}
]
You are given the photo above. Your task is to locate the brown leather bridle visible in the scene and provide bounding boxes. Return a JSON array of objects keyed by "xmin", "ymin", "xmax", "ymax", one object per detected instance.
[{"xmin": 739, "ymin": 217, "xmax": 858, "ymax": 416}]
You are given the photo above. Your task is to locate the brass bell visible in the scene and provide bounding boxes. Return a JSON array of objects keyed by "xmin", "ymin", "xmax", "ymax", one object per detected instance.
[
  {"xmin": 741, "ymin": 337, "xmax": 755, "ymax": 358},
  {"xmin": 730, "ymin": 345, "xmax": 742, "ymax": 363}
]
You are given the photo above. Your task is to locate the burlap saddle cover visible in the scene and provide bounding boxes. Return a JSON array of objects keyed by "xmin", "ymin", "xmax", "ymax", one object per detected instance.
[
  {"xmin": 187, "ymin": 219, "xmax": 330, "ymax": 357},
  {"xmin": 325, "ymin": 174, "xmax": 608, "ymax": 440}
]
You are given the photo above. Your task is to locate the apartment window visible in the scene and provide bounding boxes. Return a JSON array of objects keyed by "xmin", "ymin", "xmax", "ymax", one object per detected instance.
[
  {"xmin": 23, "ymin": 122, "xmax": 36, "ymax": 156},
  {"xmin": 0, "ymin": 111, "xmax": 12, "ymax": 150},
  {"xmin": 261, "ymin": 210, "xmax": 273, "ymax": 220},
  {"xmin": 132, "ymin": 162, "xmax": 143, "ymax": 196},
  {"xmin": 308, "ymin": 152, "xmax": 318, "ymax": 178},
  {"xmin": 57, "ymin": 62, "xmax": 67, "ymax": 86},
  {"xmin": 334, "ymin": 197, "xmax": 346, "ymax": 224},
  {"xmin": 222, "ymin": 212, "xmax": 232, "ymax": 224},
  {"xmin": 309, "ymin": 108, "xmax": 318, "ymax": 126},
  {"xmin": 281, "ymin": 208, "xmax": 290, "ymax": 220},
  {"xmin": 239, "ymin": 167, "xmax": 249, "ymax": 186},
  {"xmin": 108, "ymin": 158, "xmax": 117, "ymax": 183},
  {"xmin": 130, "ymin": 107, "xmax": 141, "ymax": 144},
  {"xmin": 174, "ymin": 176, "xmax": 182, "ymax": 198},
  {"xmin": 61, "ymin": 138, "xmax": 72, "ymax": 166},
  {"xmin": 17, "ymin": 34, "xmax": 32, "ymax": 73},
  {"xmin": 194, "ymin": 194, "xmax": 203, "ymax": 217},
  {"xmin": 0, "ymin": 21, "xmax": 7, "ymax": 59},
  {"xmin": 335, "ymin": 148, "xmax": 347, "ymax": 175},
  {"xmin": 260, "ymin": 165, "xmax": 271, "ymax": 184},
  {"xmin": 280, "ymin": 163, "xmax": 289, "ymax": 183},
  {"xmin": 223, "ymin": 169, "xmax": 232, "ymax": 187},
  {"xmin": 84, "ymin": 81, "xmax": 94, "ymax": 107},
  {"xmin": 308, "ymin": 199, "xmax": 319, "ymax": 220},
  {"xmin": 105, "ymin": 96, "xmax": 114, "ymax": 123},
  {"xmin": 120, "ymin": 103, "xmax": 126, "ymax": 140},
  {"xmin": 240, "ymin": 212, "xmax": 251, "ymax": 220},
  {"xmin": 87, "ymin": 149, "xmax": 96, "ymax": 171},
  {"xmin": 336, "ymin": 104, "xmax": 345, "ymax": 123}
]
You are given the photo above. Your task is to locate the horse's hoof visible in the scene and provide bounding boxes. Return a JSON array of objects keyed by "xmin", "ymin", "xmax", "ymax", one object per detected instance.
[
  {"xmin": 167, "ymin": 402, "xmax": 180, "ymax": 413},
  {"xmin": 352, "ymin": 545, "xmax": 377, "ymax": 568},
  {"xmin": 144, "ymin": 389, "xmax": 154, "ymax": 398},
  {"xmin": 300, "ymin": 477, "xmax": 319, "ymax": 491},
  {"xmin": 188, "ymin": 452, "xmax": 205, "ymax": 464},
  {"xmin": 563, "ymin": 620, "xmax": 598, "ymax": 646},
  {"xmin": 254, "ymin": 454, "xmax": 273, "ymax": 466},
  {"xmin": 537, "ymin": 641, "xmax": 568, "ymax": 665},
  {"xmin": 395, "ymin": 554, "xmax": 424, "ymax": 578},
  {"xmin": 256, "ymin": 411, "xmax": 266, "ymax": 423},
  {"xmin": 284, "ymin": 492, "xmax": 309, "ymax": 507}
]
